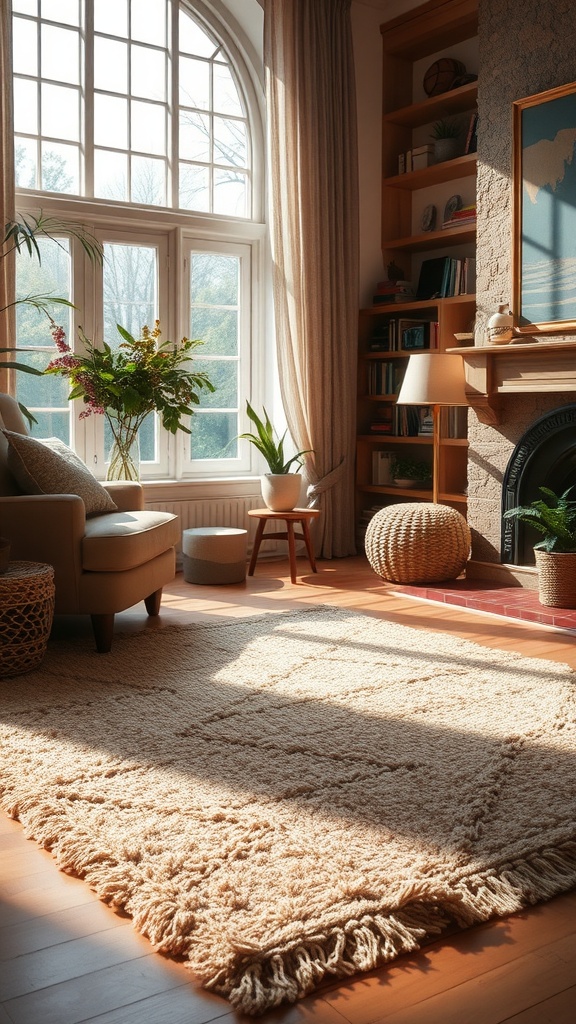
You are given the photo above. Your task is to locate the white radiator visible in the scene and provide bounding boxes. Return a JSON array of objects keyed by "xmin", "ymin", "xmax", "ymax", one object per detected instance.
[{"xmin": 147, "ymin": 495, "xmax": 286, "ymax": 555}]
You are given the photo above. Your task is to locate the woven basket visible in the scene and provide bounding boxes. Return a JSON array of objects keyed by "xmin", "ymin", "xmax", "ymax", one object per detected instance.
[
  {"xmin": 534, "ymin": 549, "xmax": 576, "ymax": 608},
  {"xmin": 365, "ymin": 502, "xmax": 471, "ymax": 584},
  {"xmin": 0, "ymin": 561, "xmax": 55, "ymax": 677}
]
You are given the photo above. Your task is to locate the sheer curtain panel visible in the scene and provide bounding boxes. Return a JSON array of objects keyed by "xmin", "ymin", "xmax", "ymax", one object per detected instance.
[{"xmin": 264, "ymin": 0, "xmax": 359, "ymax": 557}]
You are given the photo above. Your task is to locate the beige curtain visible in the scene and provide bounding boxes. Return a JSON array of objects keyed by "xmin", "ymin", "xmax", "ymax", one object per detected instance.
[
  {"xmin": 264, "ymin": 0, "xmax": 359, "ymax": 557},
  {"xmin": 0, "ymin": 0, "xmax": 15, "ymax": 393}
]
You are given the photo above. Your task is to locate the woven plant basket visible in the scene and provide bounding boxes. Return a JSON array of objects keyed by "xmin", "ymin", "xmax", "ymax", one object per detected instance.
[
  {"xmin": 534, "ymin": 549, "xmax": 576, "ymax": 608},
  {"xmin": 0, "ymin": 561, "xmax": 55, "ymax": 677},
  {"xmin": 365, "ymin": 502, "xmax": 471, "ymax": 584}
]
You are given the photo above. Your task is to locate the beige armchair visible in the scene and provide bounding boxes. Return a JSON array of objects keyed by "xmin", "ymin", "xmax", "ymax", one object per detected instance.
[{"xmin": 0, "ymin": 393, "xmax": 180, "ymax": 652}]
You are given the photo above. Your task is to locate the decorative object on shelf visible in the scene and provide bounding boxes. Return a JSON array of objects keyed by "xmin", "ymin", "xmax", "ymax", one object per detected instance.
[
  {"xmin": 513, "ymin": 81, "xmax": 576, "ymax": 334},
  {"xmin": 423, "ymin": 57, "xmax": 466, "ymax": 97},
  {"xmin": 373, "ymin": 278, "xmax": 415, "ymax": 305},
  {"xmin": 443, "ymin": 193, "xmax": 463, "ymax": 223},
  {"xmin": 503, "ymin": 486, "xmax": 576, "ymax": 607},
  {"xmin": 364, "ymin": 502, "xmax": 471, "ymax": 584},
  {"xmin": 396, "ymin": 353, "xmax": 469, "ymax": 503},
  {"xmin": 386, "ymin": 260, "xmax": 405, "ymax": 283},
  {"xmin": 412, "ymin": 144, "xmax": 434, "ymax": 171},
  {"xmin": 42, "ymin": 320, "xmax": 215, "ymax": 480},
  {"xmin": 487, "ymin": 303, "xmax": 514, "ymax": 345},
  {"xmin": 430, "ymin": 118, "xmax": 462, "ymax": 163},
  {"xmin": 238, "ymin": 402, "xmax": 313, "ymax": 512},
  {"xmin": 421, "ymin": 203, "xmax": 437, "ymax": 232}
]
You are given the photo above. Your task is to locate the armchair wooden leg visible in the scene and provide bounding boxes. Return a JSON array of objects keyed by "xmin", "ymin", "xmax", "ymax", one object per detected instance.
[
  {"xmin": 91, "ymin": 613, "xmax": 115, "ymax": 653},
  {"xmin": 144, "ymin": 588, "xmax": 163, "ymax": 617}
]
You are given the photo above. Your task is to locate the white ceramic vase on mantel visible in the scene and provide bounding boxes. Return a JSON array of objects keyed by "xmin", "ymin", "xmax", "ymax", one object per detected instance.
[{"xmin": 261, "ymin": 473, "xmax": 302, "ymax": 512}]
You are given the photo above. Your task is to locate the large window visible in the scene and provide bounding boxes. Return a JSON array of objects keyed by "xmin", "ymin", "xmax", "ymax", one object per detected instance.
[{"xmin": 11, "ymin": 0, "xmax": 263, "ymax": 480}]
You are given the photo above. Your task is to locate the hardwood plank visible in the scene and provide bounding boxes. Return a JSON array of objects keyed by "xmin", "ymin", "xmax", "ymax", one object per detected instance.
[
  {"xmin": 0, "ymin": 899, "xmax": 128, "ymax": 960},
  {"xmin": 84, "ymin": 988, "xmax": 351, "ymax": 1024},
  {"xmin": 367, "ymin": 932, "xmax": 576, "ymax": 1024},
  {"xmin": 503, "ymin": 984, "xmax": 576, "ymax": 1023}
]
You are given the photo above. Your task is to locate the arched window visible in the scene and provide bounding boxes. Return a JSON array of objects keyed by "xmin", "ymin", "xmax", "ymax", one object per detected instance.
[{"xmin": 12, "ymin": 0, "xmax": 264, "ymax": 480}]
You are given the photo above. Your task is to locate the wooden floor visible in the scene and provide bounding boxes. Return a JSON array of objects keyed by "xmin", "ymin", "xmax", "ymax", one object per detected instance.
[{"xmin": 1, "ymin": 554, "xmax": 576, "ymax": 1024}]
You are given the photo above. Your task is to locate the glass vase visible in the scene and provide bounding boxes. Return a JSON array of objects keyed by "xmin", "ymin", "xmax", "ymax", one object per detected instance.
[{"xmin": 106, "ymin": 426, "xmax": 140, "ymax": 481}]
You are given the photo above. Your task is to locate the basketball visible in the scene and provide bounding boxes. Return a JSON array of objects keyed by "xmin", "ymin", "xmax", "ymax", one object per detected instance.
[{"xmin": 423, "ymin": 58, "xmax": 466, "ymax": 97}]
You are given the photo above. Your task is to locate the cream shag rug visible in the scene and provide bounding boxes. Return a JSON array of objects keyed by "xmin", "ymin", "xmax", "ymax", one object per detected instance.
[{"xmin": 2, "ymin": 606, "xmax": 576, "ymax": 1015}]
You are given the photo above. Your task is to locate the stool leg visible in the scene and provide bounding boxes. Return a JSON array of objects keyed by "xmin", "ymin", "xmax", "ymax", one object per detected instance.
[
  {"xmin": 286, "ymin": 519, "xmax": 297, "ymax": 583},
  {"xmin": 248, "ymin": 519, "xmax": 266, "ymax": 577},
  {"xmin": 300, "ymin": 518, "xmax": 318, "ymax": 573}
]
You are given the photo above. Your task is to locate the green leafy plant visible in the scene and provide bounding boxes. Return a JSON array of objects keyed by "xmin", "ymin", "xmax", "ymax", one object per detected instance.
[
  {"xmin": 239, "ymin": 402, "xmax": 313, "ymax": 474},
  {"xmin": 391, "ymin": 455, "xmax": 431, "ymax": 482},
  {"xmin": 430, "ymin": 117, "xmax": 462, "ymax": 140},
  {"xmin": 503, "ymin": 486, "xmax": 576, "ymax": 553}
]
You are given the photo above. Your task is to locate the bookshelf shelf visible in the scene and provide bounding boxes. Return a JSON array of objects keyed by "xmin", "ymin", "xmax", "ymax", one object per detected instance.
[{"xmin": 356, "ymin": 0, "xmax": 477, "ymax": 545}]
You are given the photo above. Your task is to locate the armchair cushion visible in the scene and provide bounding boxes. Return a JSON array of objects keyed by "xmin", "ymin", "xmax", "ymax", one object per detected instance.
[
  {"xmin": 82, "ymin": 510, "xmax": 181, "ymax": 571},
  {"xmin": 2, "ymin": 430, "xmax": 118, "ymax": 517}
]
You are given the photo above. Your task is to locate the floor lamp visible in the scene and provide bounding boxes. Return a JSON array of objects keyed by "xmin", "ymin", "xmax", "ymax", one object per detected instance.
[{"xmin": 396, "ymin": 352, "xmax": 468, "ymax": 503}]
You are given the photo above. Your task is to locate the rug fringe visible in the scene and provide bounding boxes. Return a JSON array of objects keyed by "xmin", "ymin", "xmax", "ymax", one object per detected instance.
[{"xmin": 207, "ymin": 840, "xmax": 576, "ymax": 1016}]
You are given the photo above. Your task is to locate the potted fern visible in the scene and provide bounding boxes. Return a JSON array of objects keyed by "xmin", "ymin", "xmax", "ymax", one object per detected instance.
[
  {"xmin": 503, "ymin": 486, "xmax": 576, "ymax": 607},
  {"xmin": 239, "ymin": 402, "xmax": 313, "ymax": 511},
  {"xmin": 430, "ymin": 117, "xmax": 462, "ymax": 162}
]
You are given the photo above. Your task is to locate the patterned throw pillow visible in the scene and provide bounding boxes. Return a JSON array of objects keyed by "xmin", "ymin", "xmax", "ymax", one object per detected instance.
[{"xmin": 3, "ymin": 430, "xmax": 118, "ymax": 517}]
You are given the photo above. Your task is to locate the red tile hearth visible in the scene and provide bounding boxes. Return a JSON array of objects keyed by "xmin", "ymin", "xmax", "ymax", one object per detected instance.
[{"xmin": 391, "ymin": 579, "xmax": 576, "ymax": 632}]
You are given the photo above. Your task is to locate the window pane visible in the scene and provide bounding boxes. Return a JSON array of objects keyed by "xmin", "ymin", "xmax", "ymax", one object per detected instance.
[
  {"xmin": 191, "ymin": 412, "xmax": 238, "ymax": 460},
  {"xmin": 131, "ymin": 100, "xmax": 166, "ymax": 155},
  {"xmin": 14, "ymin": 78, "xmax": 38, "ymax": 134},
  {"xmin": 94, "ymin": 0, "xmax": 128, "ymax": 37},
  {"xmin": 13, "ymin": 18, "xmax": 38, "ymax": 76},
  {"xmin": 131, "ymin": 155, "xmax": 166, "ymax": 206},
  {"xmin": 193, "ymin": 357, "xmax": 237, "ymax": 408},
  {"xmin": 213, "ymin": 64, "xmax": 243, "ymax": 117},
  {"xmin": 179, "ymin": 11, "xmax": 217, "ymax": 59},
  {"xmin": 41, "ymin": 83, "xmax": 80, "ymax": 141},
  {"xmin": 94, "ymin": 37, "xmax": 128, "ymax": 93},
  {"xmin": 41, "ymin": 25, "xmax": 80, "ymax": 85},
  {"xmin": 13, "ymin": 0, "xmax": 37, "ymax": 14},
  {"xmin": 191, "ymin": 308, "xmax": 237, "ymax": 356},
  {"xmin": 95, "ymin": 94, "xmax": 128, "ymax": 148},
  {"xmin": 41, "ymin": 0, "xmax": 80, "ymax": 26},
  {"xmin": 102, "ymin": 243, "xmax": 158, "ymax": 342},
  {"xmin": 214, "ymin": 117, "xmax": 246, "ymax": 167},
  {"xmin": 180, "ymin": 111, "xmax": 210, "ymax": 162},
  {"xmin": 214, "ymin": 168, "xmax": 247, "ymax": 217},
  {"xmin": 94, "ymin": 149, "xmax": 128, "ymax": 201},
  {"xmin": 131, "ymin": 44, "xmax": 166, "ymax": 102},
  {"xmin": 179, "ymin": 163, "xmax": 209, "ymax": 211},
  {"xmin": 131, "ymin": 0, "xmax": 166, "ymax": 47},
  {"xmin": 180, "ymin": 56, "xmax": 210, "ymax": 110},
  {"xmin": 191, "ymin": 251, "xmax": 238, "ymax": 305},
  {"xmin": 41, "ymin": 142, "xmax": 79, "ymax": 193},
  {"xmin": 15, "ymin": 137, "xmax": 38, "ymax": 188}
]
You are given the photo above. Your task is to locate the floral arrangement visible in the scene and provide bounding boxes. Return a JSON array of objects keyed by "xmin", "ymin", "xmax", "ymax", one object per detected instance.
[{"xmin": 45, "ymin": 320, "xmax": 215, "ymax": 479}]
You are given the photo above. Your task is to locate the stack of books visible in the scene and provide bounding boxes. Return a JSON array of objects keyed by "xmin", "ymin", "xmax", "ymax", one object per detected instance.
[{"xmin": 442, "ymin": 203, "xmax": 477, "ymax": 229}]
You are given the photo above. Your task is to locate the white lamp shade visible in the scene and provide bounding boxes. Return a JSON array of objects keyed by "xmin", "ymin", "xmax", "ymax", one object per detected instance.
[{"xmin": 396, "ymin": 353, "xmax": 468, "ymax": 407}]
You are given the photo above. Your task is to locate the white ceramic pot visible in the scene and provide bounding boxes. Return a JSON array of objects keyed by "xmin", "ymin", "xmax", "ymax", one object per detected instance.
[
  {"xmin": 487, "ymin": 303, "xmax": 514, "ymax": 344},
  {"xmin": 261, "ymin": 473, "xmax": 302, "ymax": 512}
]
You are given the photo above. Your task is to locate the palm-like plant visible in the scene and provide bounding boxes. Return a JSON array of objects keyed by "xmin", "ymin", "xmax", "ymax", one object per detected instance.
[
  {"xmin": 503, "ymin": 486, "xmax": 576, "ymax": 552},
  {"xmin": 239, "ymin": 402, "xmax": 313, "ymax": 474}
]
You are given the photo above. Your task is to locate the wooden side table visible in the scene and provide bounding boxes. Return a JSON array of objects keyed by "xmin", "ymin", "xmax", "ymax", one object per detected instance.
[
  {"xmin": 248, "ymin": 508, "xmax": 321, "ymax": 584},
  {"xmin": 0, "ymin": 561, "xmax": 55, "ymax": 677}
]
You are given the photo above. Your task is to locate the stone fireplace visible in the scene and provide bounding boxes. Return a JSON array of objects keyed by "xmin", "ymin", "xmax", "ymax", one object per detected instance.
[{"xmin": 452, "ymin": 340, "xmax": 576, "ymax": 588}]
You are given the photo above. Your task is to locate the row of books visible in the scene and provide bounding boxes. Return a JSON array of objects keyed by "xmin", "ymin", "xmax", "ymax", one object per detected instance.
[
  {"xmin": 367, "ymin": 318, "xmax": 440, "ymax": 353},
  {"xmin": 370, "ymin": 404, "xmax": 430, "ymax": 437},
  {"xmin": 416, "ymin": 256, "xmax": 476, "ymax": 300},
  {"xmin": 366, "ymin": 360, "xmax": 405, "ymax": 396},
  {"xmin": 442, "ymin": 202, "xmax": 477, "ymax": 230},
  {"xmin": 442, "ymin": 405, "xmax": 468, "ymax": 439}
]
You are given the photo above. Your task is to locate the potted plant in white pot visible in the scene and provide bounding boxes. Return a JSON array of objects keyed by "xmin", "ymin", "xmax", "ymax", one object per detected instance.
[
  {"xmin": 430, "ymin": 116, "xmax": 462, "ymax": 163},
  {"xmin": 503, "ymin": 486, "xmax": 576, "ymax": 607},
  {"xmin": 239, "ymin": 402, "xmax": 313, "ymax": 511}
]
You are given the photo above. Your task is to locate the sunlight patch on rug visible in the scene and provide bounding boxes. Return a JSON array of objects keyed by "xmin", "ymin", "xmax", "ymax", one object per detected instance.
[{"xmin": 1, "ymin": 606, "xmax": 576, "ymax": 1015}]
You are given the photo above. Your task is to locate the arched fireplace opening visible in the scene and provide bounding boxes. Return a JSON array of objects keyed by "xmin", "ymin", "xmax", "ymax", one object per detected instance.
[{"xmin": 501, "ymin": 404, "xmax": 576, "ymax": 566}]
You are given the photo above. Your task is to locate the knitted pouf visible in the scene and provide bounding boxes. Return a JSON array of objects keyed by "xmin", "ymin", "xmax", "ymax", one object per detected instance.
[{"xmin": 365, "ymin": 502, "xmax": 471, "ymax": 584}]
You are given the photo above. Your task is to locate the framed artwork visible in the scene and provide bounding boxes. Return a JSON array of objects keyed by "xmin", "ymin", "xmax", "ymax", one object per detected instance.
[{"xmin": 513, "ymin": 81, "xmax": 576, "ymax": 333}]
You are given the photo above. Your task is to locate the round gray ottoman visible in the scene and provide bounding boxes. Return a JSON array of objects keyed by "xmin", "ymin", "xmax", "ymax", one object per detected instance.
[{"xmin": 182, "ymin": 527, "xmax": 248, "ymax": 585}]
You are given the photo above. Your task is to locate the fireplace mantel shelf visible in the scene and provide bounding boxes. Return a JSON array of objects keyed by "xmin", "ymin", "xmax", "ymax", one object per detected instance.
[{"xmin": 447, "ymin": 338, "xmax": 576, "ymax": 424}]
